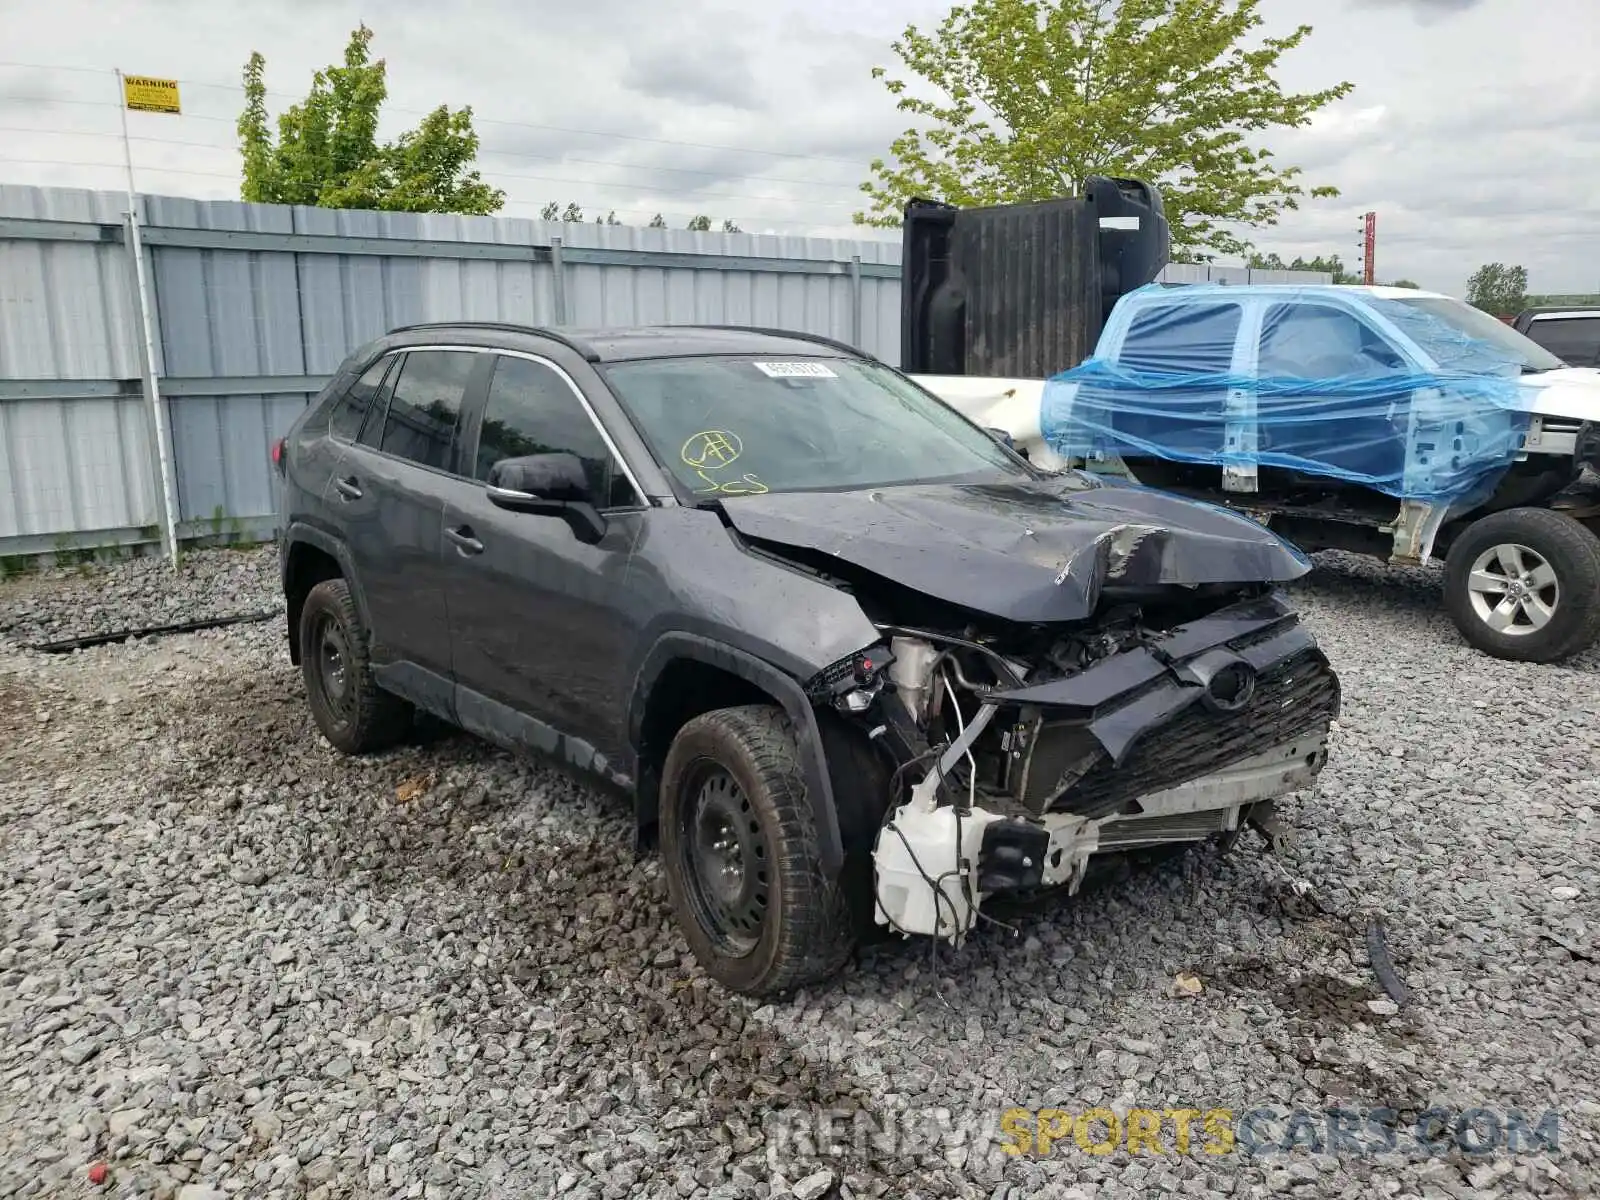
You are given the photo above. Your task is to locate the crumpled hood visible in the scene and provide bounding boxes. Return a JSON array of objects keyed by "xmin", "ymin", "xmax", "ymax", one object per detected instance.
[{"xmin": 720, "ymin": 474, "xmax": 1312, "ymax": 623}]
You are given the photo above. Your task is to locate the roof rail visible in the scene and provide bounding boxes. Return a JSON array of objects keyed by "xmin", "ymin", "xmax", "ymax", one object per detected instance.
[
  {"xmin": 386, "ymin": 321, "xmax": 600, "ymax": 361},
  {"xmin": 676, "ymin": 325, "xmax": 876, "ymax": 361}
]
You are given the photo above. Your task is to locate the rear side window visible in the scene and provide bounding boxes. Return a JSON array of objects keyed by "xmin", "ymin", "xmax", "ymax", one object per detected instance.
[
  {"xmin": 329, "ymin": 356, "xmax": 393, "ymax": 441},
  {"xmin": 1524, "ymin": 316, "xmax": 1600, "ymax": 366},
  {"xmin": 475, "ymin": 356, "xmax": 638, "ymax": 507},
  {"xmin": 377, "ymin": 350, "xmax": 478, "ymax": 471},
  {"xmin": 1119, "ymin": 303, "xmax": 1242, "ymax": 374}
]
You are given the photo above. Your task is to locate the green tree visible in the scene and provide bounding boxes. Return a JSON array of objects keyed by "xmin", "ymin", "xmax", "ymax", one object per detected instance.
[
  {"xmin": 1248, "ymin": 251, "xmax": 1358, "ymax": 284},
  {"xmin": 237, "ymin": 25, "xmax": 502, "ymax": 214},
  {"xmin": 858, "ymin": 0, "xmax": 1352, "ymax": 259},
  {"xmin": 721, "ymin": 218, "xmax": 742, "ymax": 233},
  {"xmin": 648, "ymin": 213, "xmax": 668, "ymax": 228},
  {"xmin": 595, "ymin": 210, "xmax": 621, "ymax": 225},
  {"xmin": 686, "ymin": 215, "xmax": 713, "ymax": 231},
  {"xmin": 1385, "ymin": 278, "xmax": 1419, "ymax": 289},
  {"xmin": 538, "ymin": 202, "xmax": 588, "ymax": 222},
  {"xmin": 1465, "ymin": 263, "xmax": 1528, "ymax": 317}
]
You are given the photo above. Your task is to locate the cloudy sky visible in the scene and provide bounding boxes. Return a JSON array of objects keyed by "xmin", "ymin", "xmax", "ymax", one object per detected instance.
[{"xmin": 0, "ymin": 0, "xmax": 1594, "ymax": 296}]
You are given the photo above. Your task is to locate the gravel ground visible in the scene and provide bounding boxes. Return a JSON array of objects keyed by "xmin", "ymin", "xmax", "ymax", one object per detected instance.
[
  {"xmin": 0, "ymin": 549, "xmax": 282, "ymax": 647},
  {"xmin": 1, "ymin": 546, "xmax": 1596, "ymax": 1200}
]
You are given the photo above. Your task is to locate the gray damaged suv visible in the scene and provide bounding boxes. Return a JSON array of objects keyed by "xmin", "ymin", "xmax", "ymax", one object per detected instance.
[{"xmin": 273, "ymin": 322, "xmax": 1341, "ymax": 997}]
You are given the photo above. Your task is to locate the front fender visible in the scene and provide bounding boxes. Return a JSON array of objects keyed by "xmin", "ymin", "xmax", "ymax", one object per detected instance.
[{"xmin": 628, "ymin": 632, "xmax": 844, "ymax": 877}]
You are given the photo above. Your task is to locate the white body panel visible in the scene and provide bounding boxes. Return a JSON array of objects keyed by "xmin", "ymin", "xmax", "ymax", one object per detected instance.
[
  {"xmin": 1516, "ymin": 368, "xmax": 1600, "ymax": 423},
  {"xmin": 918, "ymin": 368, "xmax": 1600, "ymax": 448},
  {"xmin": 909, "ymin": 374, "xmax": 1065, "ymax": 468}
]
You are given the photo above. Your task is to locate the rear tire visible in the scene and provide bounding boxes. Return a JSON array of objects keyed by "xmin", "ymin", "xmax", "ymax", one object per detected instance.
[
  {"xmin": 298, "ymin": 578, "xmax": 412, "ymax": 755},
  {"xmin": 659, "ymin": 705, "xmax": 854, "ymax": 997},
  {"xmin": 1443, "ymin": 508, "xmax": 1600, "ymax": 663}
]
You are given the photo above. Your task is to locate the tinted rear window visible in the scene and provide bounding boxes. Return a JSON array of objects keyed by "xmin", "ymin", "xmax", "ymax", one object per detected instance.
[{"xmin": 1524, "ymin": 316, "xmax": 1600, "ymax": 366}]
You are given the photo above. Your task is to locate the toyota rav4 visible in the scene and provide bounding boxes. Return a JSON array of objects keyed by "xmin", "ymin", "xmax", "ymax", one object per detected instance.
[{"xmin": 273, "ymin": 322, "xmax": 1341, "ymax": 997}]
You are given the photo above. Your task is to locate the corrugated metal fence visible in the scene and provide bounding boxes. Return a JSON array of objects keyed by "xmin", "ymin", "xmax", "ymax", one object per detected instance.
[{"xmin": 0, "ymin": 184, "xmax": 1331, "ymax": 561}]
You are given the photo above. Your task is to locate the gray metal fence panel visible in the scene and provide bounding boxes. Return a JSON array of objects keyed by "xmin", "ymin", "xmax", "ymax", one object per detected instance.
[
  {"xmin": 1245, "ymin": 268, "xmax": 1337, "ymax": 285},
  {"xmin": 1, "ymin": 183, "xmax": 1333, "ymax": 556},
  {"xmin": 0, "ymin": 186, "xmax": 159, "ymax": 543},
  {"xmin": 0, "ymin": 392, "xmax": 160, "ymax": 544},
  {"xmin": 1154, "ymin": 264, "xmax": 1336, "ymax": 286},
  {"xmin": 1205, "ymin": 265, "xmax": 1254, "ymax": 287},
  {"xmin": 1156, "ymin": 263, "xmax": 1212, "ymax": 285}
]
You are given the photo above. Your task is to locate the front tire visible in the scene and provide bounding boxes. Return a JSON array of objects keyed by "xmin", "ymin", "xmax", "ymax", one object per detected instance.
[
  {"xmin": 1443, "ymin": 507, "xmax": 1600, "ymax": 663},
  {"xmin": 659, "ymin": 706, "xmax": 854, "ymax": 997},
  {"xmin": 298, "ymin": 578, "xmax": 412, "ymax": 754}
]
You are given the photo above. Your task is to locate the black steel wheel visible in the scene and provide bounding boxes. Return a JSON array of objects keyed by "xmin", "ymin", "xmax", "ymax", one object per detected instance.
[
  {"xmin": 659, "ymin": 705, "xmax": 855, "ymax": 997},
  {"xmin": 677, "ymin": 764, "xmax": 770, "ymax": 957},
  {"xmin": 298, "ymin": 578, "xmax": 411, "ymax": 755},
  {"xmin": 309, "ymin": 608, "xmax": 355, "ymax": 722}
]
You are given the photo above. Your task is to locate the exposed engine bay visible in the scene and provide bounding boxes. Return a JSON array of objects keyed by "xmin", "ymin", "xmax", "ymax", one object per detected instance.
[{"xmin": 803, "ymin": 583, "xmax": 1341, "ymax": 944}]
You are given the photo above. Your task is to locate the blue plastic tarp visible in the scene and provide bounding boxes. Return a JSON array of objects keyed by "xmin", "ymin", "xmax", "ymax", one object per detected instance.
[{"xmin": 1039, "ymin": 285, "xmax": 1533, "ymax": 504}]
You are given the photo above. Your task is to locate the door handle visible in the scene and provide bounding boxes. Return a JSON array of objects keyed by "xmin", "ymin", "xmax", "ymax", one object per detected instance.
[
  {"xmin": 446, "ymin": 525, "xmax": 484, "ymax": 555},
  {"xmin": 334, "ymin": 476, "xmax": 362, "ymax": 500}
]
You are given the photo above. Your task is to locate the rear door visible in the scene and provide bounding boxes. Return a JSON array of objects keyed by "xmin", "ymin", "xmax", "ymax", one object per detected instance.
[
  {"xmin": 334, "ymin": 346, "xmax": 491, "ymax": 717},
  {"xmin": 441, "ymin": 351, "xmax": 648, "ymax": 776},
  {"xmin": 1082, "ymin": 298, "xmax": 1247, "ymax": 476},
  {"xmin": 1254, "ymin": 302, "xmax": 1413, "ymax": 487}
]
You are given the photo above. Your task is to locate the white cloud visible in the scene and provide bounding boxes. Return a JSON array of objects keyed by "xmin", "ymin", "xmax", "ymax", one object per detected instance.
[{"xmin": 0, "ymin": 0, "xmax": 1593, "ymax": 296}]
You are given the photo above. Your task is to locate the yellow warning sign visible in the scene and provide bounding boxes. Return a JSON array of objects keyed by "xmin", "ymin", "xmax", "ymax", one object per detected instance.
[{"xmin": 122, "ymin": 75, "xmax": 181, "ymax": 115}]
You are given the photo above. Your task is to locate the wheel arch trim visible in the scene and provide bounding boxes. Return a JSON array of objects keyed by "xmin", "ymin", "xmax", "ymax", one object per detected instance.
[
  {"xmin": 281, "ymin": 524, "xmax": 368, "ymax": 663},
  {"xmin": 628, "ymin": 633, "xmax": 844, "ymax": 876}
]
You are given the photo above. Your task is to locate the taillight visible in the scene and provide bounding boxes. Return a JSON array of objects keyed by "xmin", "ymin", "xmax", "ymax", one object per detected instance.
[{"xmin": 271, "ymin": 437, "xmax": 286, "ymax": 475}]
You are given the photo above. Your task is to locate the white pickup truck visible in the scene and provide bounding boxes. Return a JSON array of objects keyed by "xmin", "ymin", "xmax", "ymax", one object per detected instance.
[{"xmin": 914, "ymin": 284, "xmax": 1600, "ymax": 663}]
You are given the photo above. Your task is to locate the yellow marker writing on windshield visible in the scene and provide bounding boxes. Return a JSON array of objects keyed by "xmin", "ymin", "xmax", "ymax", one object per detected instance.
[
  {"xmin": 683, "ymin": 430, "xmax": 766, "ymax": 495},
  {"xmin": 694, "ymin": 469, "xmax": 769, "ymax": 496},
  {"xmin": 681, "ymin": 430, "xmax": 743, "ymax": 469}
]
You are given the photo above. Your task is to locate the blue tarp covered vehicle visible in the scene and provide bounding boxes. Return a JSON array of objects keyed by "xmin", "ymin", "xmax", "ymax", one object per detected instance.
[{"xmin": 916, "ymin": 283, "xmax": 1600, "ymax": 663}]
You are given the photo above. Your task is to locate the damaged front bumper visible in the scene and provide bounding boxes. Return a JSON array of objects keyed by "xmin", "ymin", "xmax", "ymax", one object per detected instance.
[{"xmin": 872, "ymin": 592, "xmax": 1340, "ymax": 941}]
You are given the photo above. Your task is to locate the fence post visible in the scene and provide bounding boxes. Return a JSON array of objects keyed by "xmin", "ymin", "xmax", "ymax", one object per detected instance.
[
  {"xmin": 124, "ymin": 206, "xmax": 180, "ymax": 569},
  {"xmin": 849, "ymin": 255, "xmax": 863, "ymax": 350},
  {"xmin": 550, "ymin": 236, "xmax": 567, "ymax": 325}
]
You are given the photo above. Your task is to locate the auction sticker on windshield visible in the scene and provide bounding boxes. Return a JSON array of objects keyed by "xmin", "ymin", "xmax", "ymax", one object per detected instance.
[{"xmin": 753, "ymin": 361, "xmax": 838, "ymax": 379}]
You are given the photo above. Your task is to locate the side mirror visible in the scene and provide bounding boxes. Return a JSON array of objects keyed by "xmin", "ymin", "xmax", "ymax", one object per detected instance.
[
  {"xmin": 487, "ymin": 452, "xmax": 589, "ymax": 500},
  {"xmin": 486, "ymin": 452, "xmax": 607, "ymax": 543}
]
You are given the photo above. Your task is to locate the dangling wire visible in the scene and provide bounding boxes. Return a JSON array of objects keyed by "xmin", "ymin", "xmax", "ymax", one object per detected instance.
[{"xmin": 942, "ymin": 671, "xmax": 977, "ymax": 810}]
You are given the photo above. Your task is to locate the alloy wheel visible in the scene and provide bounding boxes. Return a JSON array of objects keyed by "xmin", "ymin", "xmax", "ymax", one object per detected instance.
[{"xmin": 1465, "ymin": 542, "xmax": 1559, "ymax": 636}]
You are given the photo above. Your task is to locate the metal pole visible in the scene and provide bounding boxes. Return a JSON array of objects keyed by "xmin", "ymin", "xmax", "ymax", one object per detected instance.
[
  {"xmin": 1363, "ymin": 212, "xmax": 1377, "ymax": 287},
  {"xmin": 116, "ymin": 69, "xmax": 180, "ymax": 569},
  {"xmin": 550, "ymin": 236, "xmax": 567, "ymax": 325},
  {"xmin": 849, "ymin": 255, "xmax": 863, "ymax": 350}
]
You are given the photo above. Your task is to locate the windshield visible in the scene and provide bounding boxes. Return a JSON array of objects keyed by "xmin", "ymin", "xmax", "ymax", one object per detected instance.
[
  {"xmin": 599, "ymin": 355, "xmax": 1029, "ymax": 498},
  {"xmin": 1383, "ymin": 296, "xmax": 1566, "ymax": 372}
]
